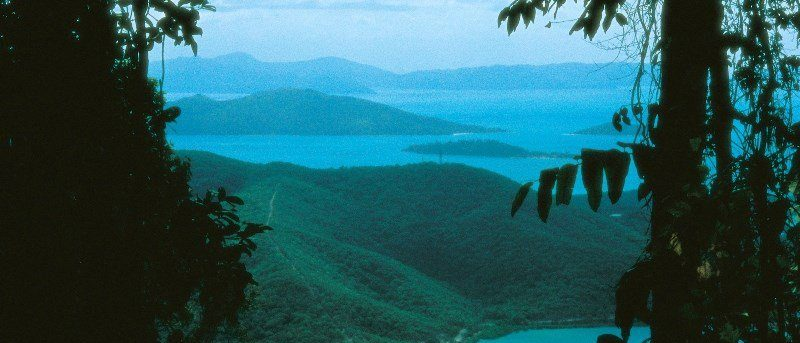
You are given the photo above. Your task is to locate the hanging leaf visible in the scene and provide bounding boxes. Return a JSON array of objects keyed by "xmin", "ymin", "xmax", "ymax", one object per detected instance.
[
  {"xmin": 556, "ymin": 164, "xmax": 579, "ymax": 206},
  {"xmin": 511, "ymin": 182, "xmax": 534, "ymax": 217},
  {"xmin": 507, "ymin": 12, "xmax": 521, "ymax": 35},
  {"xmin": 604, "ymin": 149, "xmax": 631, "ymax": 204},
  {"xmin": 537, "ymin": 168, "xmax": 559, "ymax": 222},
  {"xmin": 612, "ymin": 112, "xmax": 623, "ymax": 132},
  {"xmin": 582, "ymin": 149, "xmax": 605, "ymax": 212},
  {"xmin": 615, "ymin": 261, "xmax": 654, "ymax": 342},
  {"xmin": 637, "ymin": 183, "xmax": 652, "ymax": 201},
  {"xmin": 632, "ymin": 144, "xmax": 656, "ymax": 180},
  {"xmin": 597, "ymin": 334, "xmax": 624, "ymax": 343},
  {"xmin": 522, "ymin": 4, "xmax": 535, "ymax": 28},
  {"xmin": 615, "ymin": 13, "xmax": 628, "ymax": 26},
  {"xmin": 498, "ymin": 7, "xmax": 510, "ymax": 28}
]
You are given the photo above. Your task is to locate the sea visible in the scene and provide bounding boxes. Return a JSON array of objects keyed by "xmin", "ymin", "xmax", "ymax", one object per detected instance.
[{"xmin": 167, "ymin": 88, "xmax": 642, "ymax": 193}]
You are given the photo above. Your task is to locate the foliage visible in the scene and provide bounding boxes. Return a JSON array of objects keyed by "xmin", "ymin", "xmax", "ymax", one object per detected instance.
[
  {"xmin": 182, "ymin": 150, "xmax": 650, "ymax": 342},
  {"xmin": 0, "ymin": 1, "xmax": 263, "ymax": 341},
  {"xmin": 501, "ymin": 0, "xmax": 800, "ymax": 341}
]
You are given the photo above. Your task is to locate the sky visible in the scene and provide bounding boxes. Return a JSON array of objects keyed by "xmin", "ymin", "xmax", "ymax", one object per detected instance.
[{"xmin": 161, "ymin": 0, "xmax": 624, "ymax": 73}]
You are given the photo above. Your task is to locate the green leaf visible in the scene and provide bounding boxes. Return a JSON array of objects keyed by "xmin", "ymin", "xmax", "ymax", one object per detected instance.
[
  {"xmin": 615, "ymin": 261, "xmax": 653, "ymax": 340},
  {"xmin": 581, "ymin": 149, "xmax": 605, "ymax": 212},
  {"xmin": 507, "ymin": 13, "xmax": 521, "ymax": 35},
  {"xmin": 226, "ymin": 196, "xmax": 244, "ymax": 205},
  {"xmin": 602, "ymin": 13, "xmax": 613, "ymax": 32},
  {"xmin": 613, "ymin": 112, "xmax": 622, "ymax": 132},
  {"xmin": 498, "ymin": 7, "xmax": 510, "ymax": 28},
  {"xmin": 522, "ymin": 4, "xmax": 535, "ymax": 28},
  {"xmin": 597, "ymin": 334, "xmax": 624, "ymax": 343},
  {"xmin": 238, "ymin": 223, "xmax": 272, "ymax": 239},
  {"xmin": 637, "ymin": 182, "xmax": 651, "ymax": 201},
  {"xmin": 218, "ymin": 187, "xmax": 227, "ymax": 201},
  {"xmin": 632, "ymin": 144, "xmax": 655, "ymax": 180},
  {"xmin": 615, "ymin": 13, "xmax": 628, "ymax": 26},
  {"xmin": 537, "ymin": 168, "xmax": 559, "ymax": 223},
  {"xmin": 556, "ymin": 164, "xmax": 578, "ymax": 206},
  {"xmin": 604, "ymin": 149, "xmax": 631, "ymax": 204},
  {"xmin": 511, "ymin": 182, "xmax": 534, "ymax": 217}
]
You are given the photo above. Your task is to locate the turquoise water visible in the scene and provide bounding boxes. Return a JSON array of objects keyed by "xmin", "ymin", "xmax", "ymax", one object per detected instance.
[
  {"xmin": 481, "ymin": 327, "xmax": 650, "ymax": 343},
  {"xmin": 168, "ymin": 88, "xmax": 641, "ymax": 191}
]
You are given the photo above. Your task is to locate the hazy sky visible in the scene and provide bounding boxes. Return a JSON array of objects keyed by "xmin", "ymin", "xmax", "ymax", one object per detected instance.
[{"xmin": 162, "ymin": 0, "xmax": 623, "ymax": 72}]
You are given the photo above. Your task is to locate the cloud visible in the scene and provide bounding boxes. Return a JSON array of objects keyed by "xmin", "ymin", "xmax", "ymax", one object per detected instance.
[
  {"xmin": 213, "ymin": 0, "xmax": 415, "ymax": 12},
  {"xmin": 211, "ymin": 0, "xmax": 502, "ymax": 12}
]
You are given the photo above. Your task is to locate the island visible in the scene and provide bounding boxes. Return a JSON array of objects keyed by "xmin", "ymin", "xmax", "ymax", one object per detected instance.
[
  {"xmin": 572, "ymin": 122, "xmax": 640, "ymax": 136},
  {"xmin": 168, "ymin": 89, "xmax": 502, "ymax": 135},
  {"xmin": 403, "ymin": 139, "xmax": 576, "ymax": 159}
]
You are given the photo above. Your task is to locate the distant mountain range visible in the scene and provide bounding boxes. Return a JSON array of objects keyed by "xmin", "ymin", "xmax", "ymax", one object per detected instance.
[
  {"xmin": 168, "ymin": 89, "xmax": 500, "ymax": 135},
  {"xmin": 152, "ymin": 53, "xmax": 643, "ymax": 94}
]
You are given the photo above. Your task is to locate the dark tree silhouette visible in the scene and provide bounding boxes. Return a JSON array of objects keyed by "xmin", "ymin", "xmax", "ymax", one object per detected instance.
[
  {"xmin": 0, "ymin": 1, "xmax": 266, "ymax": 341},
  {"xmin": 503, "ymin": 0, "xmax": 800, "ymax": 341}
]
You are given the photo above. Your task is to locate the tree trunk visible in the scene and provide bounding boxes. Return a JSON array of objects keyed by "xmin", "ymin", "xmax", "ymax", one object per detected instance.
[
  {"xmin": 650, "ymin": 0, "xmax": 719, "ymax": 341},
  {"xmin": 133, "ymin": 0, "xmax": 149, "ymax": 78}
]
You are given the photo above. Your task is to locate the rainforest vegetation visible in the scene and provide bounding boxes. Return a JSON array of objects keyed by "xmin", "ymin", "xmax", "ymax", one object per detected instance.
[{"xmin": 4, "ymin": 0, "xmax": 800, "ymax": 342}]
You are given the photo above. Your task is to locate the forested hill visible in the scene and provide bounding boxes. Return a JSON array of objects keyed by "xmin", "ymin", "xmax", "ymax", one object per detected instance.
[
  {"xmin": 153, "ymin": 53, "xmax": 640, "ymax": 94},
  {"xmin": 180, "ymin": 150, "xmax": 649, "ymax": 343},
  {"xmin": 168, "ymin": 89, "xmax": 498, "ymax": 135}
]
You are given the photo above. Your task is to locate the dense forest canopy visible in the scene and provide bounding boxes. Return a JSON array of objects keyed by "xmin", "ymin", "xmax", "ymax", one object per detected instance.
[
  {"xmin": 502, "ymin": 0, "xmax": 800, "ymax": 341},
  {"xmin": 0, "ymin": 1, "xmax": 265, "ymax": 341}
]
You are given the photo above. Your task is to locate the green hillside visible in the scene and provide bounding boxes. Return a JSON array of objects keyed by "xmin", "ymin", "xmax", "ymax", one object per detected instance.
[
  {"xmin": 404, "ymin": 139, "xmax": 575, "ymax": 159},
  {"xmin": 169, "ymin": 89, "xmax": 500, "ymax": 136},
  {"xmin": 180, "ymin": 151, "xmax": 649, "ymax": 342}
]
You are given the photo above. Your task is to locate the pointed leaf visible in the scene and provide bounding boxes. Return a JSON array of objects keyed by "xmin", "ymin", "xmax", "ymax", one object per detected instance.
[
  {"xmin": 556, "ymin": 164, "xmax": 579, "ymax": 205},
  {"xmin": 537, "ymin": 168, "xmax": 559, "ymax": 222},
  {"xmin": 615, "ymin": 261, "xmax": 654, "ymax": 341},
  {"xmin": 218, "ymin": 187, "xmax": 227, "ymax": 201},
  {"xmin": 498, "ymin": 7, "xmax": 510, "ymax": 28},
  {"xmin": 612, "ymin": 112, "xmax": 623, "ymax": 132},
  {"xmin": 632, "ymin": 144, "xmax": 656, "ymax": 180},
  {"xmin": 507, "ymin": 13, "xmax": 521, "ymax": 35},
  {"xmin": 226, "ymin": 196, "xmax": 244, "ymax": 206},
  {"xmin": 511, "ymin": 182, "xmax": 534, "ymax": 217},
  {"xmin": 604, "ymin": 149, "xmax": 631, "ymax": 204},
  {"xmin": 597, "ymin": 334, "xmax": 624, "ymax": 343},
  {"xmin": 637, "ymin": 182, "xmax": 651, "ymax": 201},
  {"xmin": 581, "ymin": 149, "xmax": 605, "ymax": 212}
]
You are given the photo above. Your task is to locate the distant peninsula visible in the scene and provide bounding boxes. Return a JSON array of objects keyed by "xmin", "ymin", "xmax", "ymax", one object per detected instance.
[
  {"xmin": 168, "ymin": 89, "xmax": 501, "ymax": 136},
  {"xmin": 404, "ymin": 139, "xmax": 575, "ymax": 159},
  {"xmin": 573, "ymin": 122, "xmax": 640, "ymax": 136}
]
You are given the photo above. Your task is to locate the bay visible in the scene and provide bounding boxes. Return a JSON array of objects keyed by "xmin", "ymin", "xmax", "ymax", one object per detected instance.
[
  {"xmin": 480, "ymin": 327, "xmax": 650, "ymax": 343},
  {"xmin": 167, "ymin": 88, "xmax": 642, "ymax": 193}
]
